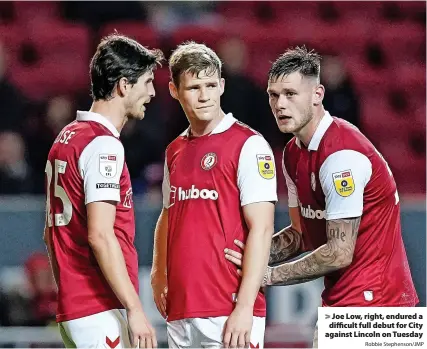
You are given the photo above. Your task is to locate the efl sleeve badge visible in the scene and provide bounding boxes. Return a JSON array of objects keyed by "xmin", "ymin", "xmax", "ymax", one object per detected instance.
[
  {"xmin": 99, "ymin": 154, "xmax": 118, "ymax": 178},
  {"xmin": 332, "ymin": 169, "xmax": 355, "ymax": 197},
  {"xmin": 256, "ymin": 154, "xmax": 275, "ymax": 180}
]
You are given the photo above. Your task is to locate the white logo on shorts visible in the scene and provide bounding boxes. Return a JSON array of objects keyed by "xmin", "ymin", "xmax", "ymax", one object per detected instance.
[{"xmin": 364, "ymin": 290, "xmax": 374, "ymax": 301}]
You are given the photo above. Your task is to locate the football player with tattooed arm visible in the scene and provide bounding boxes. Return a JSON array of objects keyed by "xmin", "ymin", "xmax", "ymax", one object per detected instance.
[{"xmin": 225, "ymin": 46, "xmax": 418, "ymax": 347}]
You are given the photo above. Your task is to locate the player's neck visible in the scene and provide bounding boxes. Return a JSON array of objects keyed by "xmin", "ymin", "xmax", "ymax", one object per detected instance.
[
  {"xmin": 89, "ymin": 101, "xmax": 126, "ymax": 135},
  {"xmin": 296, "ymin": 107, "xmax": 325, "ymax": 148},
  {"xmin": 188, "ymin": 110, "xmax": 226, "ymax": 137}
]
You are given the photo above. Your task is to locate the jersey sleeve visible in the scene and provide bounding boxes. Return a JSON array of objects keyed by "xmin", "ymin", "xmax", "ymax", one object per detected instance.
[
  {"xmin": 237, "ymin": 135, "xmax": 278, "ymax": 206},
  {"xmin": 319, "ymin": 149, "xmax": 372, "ymax": 220},
  {"xmin": 282, "ymin": 161, "xmax": 299, "ymax": 207},
  {"xmin": 162, "ymin": 153, "xmax": 171, "ymax": 208},
  {"xmin": 78, "ymin": 136, "xmax": 125, "ymax": 205}
]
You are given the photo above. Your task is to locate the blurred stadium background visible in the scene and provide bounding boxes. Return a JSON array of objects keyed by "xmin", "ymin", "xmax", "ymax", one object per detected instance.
[{"xmin": 0, "ymin": 1, "xmax": 425, "ymax": 347}]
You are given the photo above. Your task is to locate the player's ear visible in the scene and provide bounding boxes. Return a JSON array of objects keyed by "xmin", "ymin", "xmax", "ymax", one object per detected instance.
[
  {"xmin": 117, "ymin": 77, "xmax": 129, "ymax": 98},
  {"xmin": 313, "ymin": 84, "xmax": 325, "ymax": 106},
  {"xmin": 219, "ymin": 78, "xmax": 225, "ymax": 96},
  {"xmin": 169, "ymin": 81, "xmax": 179, "ymax": 100}
]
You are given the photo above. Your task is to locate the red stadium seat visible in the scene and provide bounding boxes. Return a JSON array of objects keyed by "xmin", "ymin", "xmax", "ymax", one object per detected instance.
[
  {"xmin": 99, "ymin": 21, "xmax": 160, "ymax": 49},
  {"xmin": 388, "ymin": 63, "xmax": 426, "ymax": 116},
  {"xmin": 409, "ymin": 158, "xmax": 426, "ymax": 194},
  {"xmin": 395, "ymin": 1, "xmax": 426, "ymax": 16},
  {"xmin": 28, "ymin": 21, "xmax": 91, "ymax": 64},
  {"xmin": 360, "ymin": 94, "xmax": 410, "ymax": 140},
  {"xmin": 13, "ymin": 1, "xmax": 59, "ymax": 22},
  {"xmin": 0, "ymin": 2, "xmax": 14, "ymax": 22},
  {"xmin": 379, "ymin": 141, "xmax": 426, "ymax": 194},
  {"xmin": 395, "ymin": 63, "xmax": 426, "ymax": 96},
  {"xmin": 375, "ymin": 22, "xmax": 425, "ymax": 65},
  {"xmin": 10, "ymin": 59, "xmax": 90, "ymax": 101},
  {"xmin": 153, "ymin": 67, "xmax": 171, "ymax": 97},
  {"xmin": 169, "ymin": 25, "xmax": 226, "ymax": 51},
  {"xmin": 333, "ymin": 1, "xmax": 383, "ymax": 18},
  {"xmin": 412, "ymin": 98, "xmax": 427, "ymax": 129},
  {"xmin": 9, "ymin": 21, "xmax": 92, "ymax": 99},
  {"xmin": 215, "ymin": 1, "xmax": 259, "ymax": 20},
  {"xmin": 259, "ymin": 17, "xmax": 370, "ymax": 59},
  {"xmin": 344, "ymin": 58, "xmax": 389, "ymax": 96},
  {"xmin": 258, "ymin": 17, "xmax": 317, "ymax": 48},
  {"xmin": 228, "ymin": 24, "xmax": 290, "ymax": 85},
  {"xmin": 0, "ymin": 24, "xmax": 23, "ymax": 49},
  {"xmin": 217, "ymin": 1, "xmax": 317, "ymax": 22},
  {"xmin": 269, "ymin": 1, "xmax": 319, "ymax": 19},
  {"xmin": 9, "ymin": 62, "xmax": 51, "ymax": 100},
  {"xmin": 302, "ymin": 19, "xmax": 370, "ymax": 56},
  {"xmin": 0, "ymin": 24, "xmax": 24, "ymax": 71}
]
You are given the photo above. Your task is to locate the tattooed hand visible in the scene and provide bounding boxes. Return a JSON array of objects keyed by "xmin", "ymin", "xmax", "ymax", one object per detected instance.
[
  {"xmin": 261, "ymin": 267, "xmax": 272, "ymax": 287},
  {"xmin": 268, "ymin": 217, "xmax": 362, "ymax": 286},
  {"xmin": 225, "ymin": 225, "xmax": 302, "ymax": 271},
  {"xmin": 269, "ymin": 226, "xmax": 302, "ymax": 265}
]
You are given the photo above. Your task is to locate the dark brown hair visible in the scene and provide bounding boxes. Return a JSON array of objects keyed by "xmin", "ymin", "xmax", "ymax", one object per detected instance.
[
  {"xmin": 90, "ymin": 33, "xmax": 164, "ymax": 101},
  {"xmin": 269, "ymin": 46, "xmax": 321, "ymax": 82}
]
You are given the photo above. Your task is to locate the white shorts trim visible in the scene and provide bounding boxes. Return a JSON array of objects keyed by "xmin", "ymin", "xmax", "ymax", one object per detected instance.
[
  {"xmin": 167, "ymin": 316, "xmax": 265, "ymax": 348},
  {"xmin": 59, "ymin": 309, "xmax": 132, "ymax": 348}
]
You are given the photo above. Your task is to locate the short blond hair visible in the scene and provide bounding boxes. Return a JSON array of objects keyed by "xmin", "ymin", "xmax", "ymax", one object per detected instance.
[{"xmin": 169, "ymin": 41, "xmax": 222, "ymax": 87}]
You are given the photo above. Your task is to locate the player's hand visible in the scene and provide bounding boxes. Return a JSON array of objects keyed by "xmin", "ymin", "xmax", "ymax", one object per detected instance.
[
  {"xmin": 225, "ymin": 239, "xmax": 245, "ymax": 275},
  {"xmin": 151, "ymin": 280, "xmax": 168, "ymax": 319},
  {"xmin": 222, "ymin": 304, "xmax": 253, "ymax": 349},
  {"xmin": 225, "ymin": 240, "xmax": 269, "ymax": 289},
  {"xmin": 127, "ymin": 308, "xmax": 157, "ymax": 348}
]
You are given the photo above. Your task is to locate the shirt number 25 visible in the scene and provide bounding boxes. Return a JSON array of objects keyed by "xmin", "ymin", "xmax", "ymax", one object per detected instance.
[{"xmin": 45, "ymin": 159, "xmax": 72, "ymax": 227}]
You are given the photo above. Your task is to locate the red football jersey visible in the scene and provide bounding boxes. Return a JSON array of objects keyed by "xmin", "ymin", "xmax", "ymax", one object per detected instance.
[
  {"xmin": 283, "ymin": 112, "xmax": 418, "ymax": 307},
  {"xmin": 163, "ymin": 113, "xmax": 277, "ymax": 321},
  {"xmin": 45, "ymin": 111, "xmax": 138, "ymax": 322}
]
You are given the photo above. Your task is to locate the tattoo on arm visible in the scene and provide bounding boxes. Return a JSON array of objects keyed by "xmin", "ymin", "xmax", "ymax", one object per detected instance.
[
  {"xmin": 268, "ymin": 217, "xmax": 361, "ymax": 286},
  {"xmin": 269, "ymin": 227, "xmax": 302, "ymax": 265}
]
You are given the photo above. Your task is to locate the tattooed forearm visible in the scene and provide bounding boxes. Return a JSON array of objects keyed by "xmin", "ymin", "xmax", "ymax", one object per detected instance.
[
  {"xmin": 265, "ymin": 217, "xmax": 361, "ymax": 286},
  {"xmin": 269, "ymin": 226, "xmax": 302, "ymax": 265},
  {"xmin": 268, "ymin": 251, "xmax": 339, "ymax": 286}
]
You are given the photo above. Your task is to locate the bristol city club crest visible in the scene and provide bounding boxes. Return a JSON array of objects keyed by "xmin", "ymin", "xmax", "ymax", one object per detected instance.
[{"xmin": 201, "ymin": 152, "xmax": 217, "ymax": 171}]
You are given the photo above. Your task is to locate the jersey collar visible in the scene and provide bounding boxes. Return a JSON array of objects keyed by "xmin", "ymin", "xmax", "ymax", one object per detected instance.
[
  {"xmin": 308, "ymin": 111, "xmax": 333, "ymax": 151},
  {"xmin": 295, "ymin": 111, "xmax": 333, "ymax": 150},
  {"xmin": 180, "ymin": 113, "xmax": 236, "ymax": 137},
  {"xmin": 76, "ymin": 111, "xmax": 120, "ymax": 138}
]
